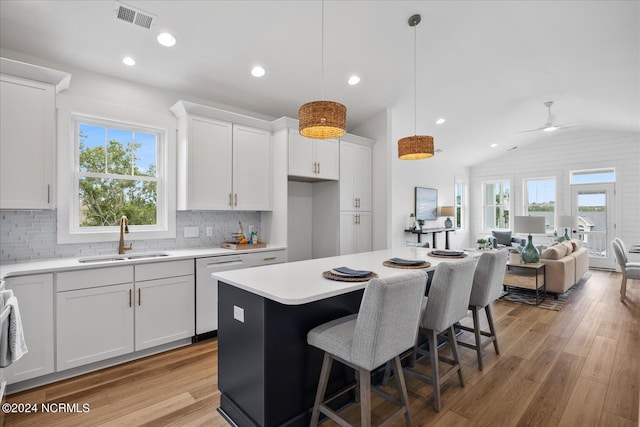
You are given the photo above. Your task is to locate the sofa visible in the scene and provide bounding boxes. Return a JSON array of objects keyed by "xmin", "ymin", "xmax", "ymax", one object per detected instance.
[
  {"xmin": 539, "ymin": 239, "xmax": 589, "ymax": 295},
  {"xmin": 489, "ymin": 230, "xmax": 526, "ymax": 249}
]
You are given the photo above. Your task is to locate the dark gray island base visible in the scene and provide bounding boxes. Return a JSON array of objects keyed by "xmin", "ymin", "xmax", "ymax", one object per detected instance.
[{"xmin": 217, "ymin": 281, "xmax": 364, "ymax": 427}]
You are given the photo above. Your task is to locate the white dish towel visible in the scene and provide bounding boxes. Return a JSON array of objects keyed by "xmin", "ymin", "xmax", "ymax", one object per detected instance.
[{"xmin": 0, "ymin": 289, "xmax": 28, "ymax": 368}]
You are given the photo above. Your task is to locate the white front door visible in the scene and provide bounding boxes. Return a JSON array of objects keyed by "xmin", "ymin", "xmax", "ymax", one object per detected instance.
[{"xmin": 571, "ymin": 183, "xmax": 616, "ymax": 270}]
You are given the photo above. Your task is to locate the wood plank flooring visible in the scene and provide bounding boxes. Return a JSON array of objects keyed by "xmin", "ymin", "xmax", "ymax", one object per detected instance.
[{"xmin": 4, "ymin": 270, "xmax": 639, "ymax": 426}]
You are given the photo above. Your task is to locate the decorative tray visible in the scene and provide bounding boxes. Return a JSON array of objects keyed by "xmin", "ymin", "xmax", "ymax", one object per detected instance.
[{"xmin": 383, "ymin": 260, "xmax": 431, "ymax": 269}]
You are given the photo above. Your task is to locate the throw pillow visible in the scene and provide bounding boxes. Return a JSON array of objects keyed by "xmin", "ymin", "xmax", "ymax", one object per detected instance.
[
  {"xmin": 562, "ymin": 240, "xmax": 573, "ymax": 255},
  {"xmin": 492, "ymin": 230, "xmax": 512, "ymax": 246},
  {"xmin": 570, "ymin": 239, "xmax": 581, "ymax": 251},
  {"xmin": 540, "ymin": 245, "xmax": 566, "ymax": 260}
]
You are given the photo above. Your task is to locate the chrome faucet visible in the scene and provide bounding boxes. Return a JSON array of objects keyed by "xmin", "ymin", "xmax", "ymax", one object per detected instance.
[{"xmin": 118, "ymin": 215, "xmax": 132, "ymax": 255}]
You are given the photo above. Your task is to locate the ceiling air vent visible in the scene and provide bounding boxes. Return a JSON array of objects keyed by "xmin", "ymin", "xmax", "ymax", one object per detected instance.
[{"xmin": 114, "ymin": 2, "xmax": 156, "ymax": 29}]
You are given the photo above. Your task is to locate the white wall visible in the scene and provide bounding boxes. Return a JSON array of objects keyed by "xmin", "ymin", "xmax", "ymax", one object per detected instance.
[
  {"xmin": 470, "ymin": 129, "xmax": 640, "ymax": 251},
  {"xmin": 388, "ymin": 100, "xmax": 471, "ymax": 250}
]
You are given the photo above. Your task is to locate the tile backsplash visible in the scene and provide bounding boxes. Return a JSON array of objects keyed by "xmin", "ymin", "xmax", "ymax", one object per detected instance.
[{"xmin": 0, "ymin": 210, "xmax": 261, "ymax": 263}]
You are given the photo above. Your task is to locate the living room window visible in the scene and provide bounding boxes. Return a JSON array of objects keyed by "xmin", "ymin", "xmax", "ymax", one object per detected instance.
[
  {"xmin": 58, "ymin": 113, "xmax": 172, "ymax": 243},
  {"xmin": 455, "ymin": 180, "xmax": 465, "ymax": 229},
  {"xmin": 524, "ymin": 177, "xmax": 556, "ymax": 232},
  {"xmin": 483, "ymin": 180, "xmax": 510, "ymax": 229}
]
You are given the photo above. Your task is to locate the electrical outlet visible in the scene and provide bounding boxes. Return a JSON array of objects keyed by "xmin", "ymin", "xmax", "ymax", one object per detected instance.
[
  {"xmin": 183, "ymin": 226, "xmax": 199, "ymax": 238},
  {"xmin": 206, "ymin": 226, "xmax": 213, "ymax": 237},
  {"xmin": 233, "ymin": 305, "xmax": 245, "ymax": 323}
]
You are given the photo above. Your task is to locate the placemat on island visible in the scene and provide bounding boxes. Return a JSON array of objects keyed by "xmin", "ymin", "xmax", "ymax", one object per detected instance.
[
  {"xmin": 427, "ymin": 251, "xmax": 468, "ymax": 259},
  {"xmin": 322, "ymin": 271, "xmax": 378, "ymax": 282},
  {"xmin": 383, "ymin": 260, "xmax": 431, "ymax": 269}
]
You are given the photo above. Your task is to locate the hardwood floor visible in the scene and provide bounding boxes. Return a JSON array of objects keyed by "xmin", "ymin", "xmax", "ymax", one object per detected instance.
[{"xmin": 4, "ymin": 270, "xmax": 639, "ymax": 426}]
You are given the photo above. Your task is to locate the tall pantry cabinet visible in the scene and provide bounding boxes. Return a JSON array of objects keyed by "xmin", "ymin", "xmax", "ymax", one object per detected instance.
[{"xmin": 339, "ymin": 140, "xmax": 372, "ymax": 255}]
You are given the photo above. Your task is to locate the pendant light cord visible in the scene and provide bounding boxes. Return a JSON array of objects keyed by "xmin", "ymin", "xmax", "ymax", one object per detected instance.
[
  {"xmin": 413, "ymin": 20, "xmax": 417, "ymax": 136},
  {"xmin": 321, "ymin": 0, "xmax": 325, "ymax": 101}
]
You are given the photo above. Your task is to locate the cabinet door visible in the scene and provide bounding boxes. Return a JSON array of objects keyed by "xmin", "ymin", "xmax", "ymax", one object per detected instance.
[
  {"xmin": 339, "ymin": 143, "xmax": 357, "ymax": 210},
  {"xmin": 56, "ymin": 283, "xmax": 134, "ymax": 371},
  {"xmin": 356, "ymin": 211, "xmax": 372, "ymax": 253},
  {"xmin": 354, "ymin": 145, "xmax": 372, "ymax": 211},
  {"xmin": 186, "ymin": 117, "xmax": 233, "ymax": 210},
  {"xmin": 339, "ymin": 212, "xmax": 357, "ymax": 255},
  {"xmin": 4, "ymin": 274, "xmax": 54, "ymax": 384},
  {"xmin": 314, "ymin": 138, "xmax": 339, "ymax": 180},
  {"xmin": 135, "ymin": 275, "xmax": 195, "ymax": 351},
  {"xmin": 288, "ymin": 130, "xmax": 314, "ymax": 178},
  {"xmin": 233, "ymin": 125, "xmax": 272, "ymax": 210},
  {"xmin": 0, "ymin": 75, "xmax": 54, "ymax": 209}
]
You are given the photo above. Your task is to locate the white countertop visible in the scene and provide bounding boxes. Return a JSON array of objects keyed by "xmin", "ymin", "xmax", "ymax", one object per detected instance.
[
  {"xmin": 212, "ymin": 247, "xmax": 478, "ymax": 305},
  {"xmin": 0, "ymin": 245, "xmax": 287, "ymax": 279}
]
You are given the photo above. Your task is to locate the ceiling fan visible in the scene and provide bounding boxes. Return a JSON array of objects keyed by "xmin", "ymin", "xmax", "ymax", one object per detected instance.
[{"xmin": 520, "ymin": 101, "xmax": 579, "ymax": 133}]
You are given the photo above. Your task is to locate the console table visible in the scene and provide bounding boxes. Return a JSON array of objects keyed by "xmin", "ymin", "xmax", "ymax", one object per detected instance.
[{"xmin": 405, "ymin": 227, "xmax": 456, "ymax": 249}]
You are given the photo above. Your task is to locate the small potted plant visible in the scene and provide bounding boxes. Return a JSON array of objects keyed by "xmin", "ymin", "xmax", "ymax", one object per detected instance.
[{"xmin": 477, "ymin": 238, "xmax": 487, "ymax": 250}]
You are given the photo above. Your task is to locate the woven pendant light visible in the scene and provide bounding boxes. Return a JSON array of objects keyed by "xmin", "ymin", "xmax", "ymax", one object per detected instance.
[
  {"xmin": 299, "ymin": 0, "xmax": 346, "ymax": 139},
  {"xmin": 398, "ymin": 14, "xmax": 434, "ymax": 160}
]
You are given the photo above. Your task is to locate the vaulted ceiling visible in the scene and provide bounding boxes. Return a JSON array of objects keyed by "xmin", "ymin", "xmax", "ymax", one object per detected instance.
[{"xmin": 1, "ymin": 1, "xmax": 638, "ymax": 166}]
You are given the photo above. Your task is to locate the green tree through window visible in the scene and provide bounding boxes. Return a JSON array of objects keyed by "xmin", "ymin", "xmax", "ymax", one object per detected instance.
[{"xmin": 78, "ymin": 125, "xmax": 158, "ymax": 227}]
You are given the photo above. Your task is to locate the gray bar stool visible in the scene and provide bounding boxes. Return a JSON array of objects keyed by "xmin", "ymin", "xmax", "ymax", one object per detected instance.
[
  {"xmin": 307, "ymin": 270, "xmax": 428, "ymax": 427},
  {"xmin": 457, "ymin": 249, "xmax": 508, "ymax": 370},
  {"xmin": 402, "ymin": 258, "xmax": 476, "ymax": 412}
]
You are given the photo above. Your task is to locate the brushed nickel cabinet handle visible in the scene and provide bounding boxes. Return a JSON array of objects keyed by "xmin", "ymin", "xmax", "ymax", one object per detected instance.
[
  {"xmin": 47, "ymin": 184, "xmax": 51, "ymax": 204},
  {"xmin": 234, "ymin": 193, "xmax": 238, "ymax": 206},
  {"xmin": 129, "ymin": 289, "xmax": 132, "ymax": 307},
  {"xmin": 354, "ymin": 198, "xmax": 358, "ymax": 208},
  {"xmin": 317, "ymin": 162, "xmax": 320, "ymax": 175},
  {"xmin": 138, "ymin": 288, "xmax": 141, "ymax": 306},
  {"xmin": 263, "ymin": 256, "xmax": 277, "ymax": 261},
  {"xmin": 229, "ymin": 193, "xmax": 233, "ymax": 207}
]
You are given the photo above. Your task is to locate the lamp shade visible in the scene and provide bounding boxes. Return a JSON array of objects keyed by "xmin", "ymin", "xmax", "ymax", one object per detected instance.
[
  {"xmin": 558, "ymin": 215, "xmax": 577, "ymax": 229},
  {"xmin": 398, "ymin": 135, "xmax": 434, "ymax": 160},
  {"xmin": 514, "ymin": 216, "xmax": 546, "ymax": 234},
  {"xmin": 299, "ymin": 101, "xmax": 346, "ymax": 139},
  {"xmin": 440, "ymin": 206, "xmax": 455, "ymax": 217}
]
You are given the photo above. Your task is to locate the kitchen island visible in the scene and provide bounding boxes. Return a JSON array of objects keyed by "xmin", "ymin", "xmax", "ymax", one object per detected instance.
[{"xmin": 212, "ymin": 247, "xmax": 475, "ymax": 427}]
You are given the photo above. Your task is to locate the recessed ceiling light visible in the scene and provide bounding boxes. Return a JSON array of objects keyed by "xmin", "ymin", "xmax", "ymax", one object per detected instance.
[
  {"xmin": 157, "ymin": 32, "xmax": 177, "ymax": 47},
  {"xmin": 490, "ymin": 143, "xmax": 498, "ymax": 148},
  {"xmin": 436, "ymin": 118, "xmax": 446, "ymax": 125},
  {"xmin": 347, "ymin": 75, "xmax": 360, "ymax": 85},
  {"xmin": 251, "ymin": 66, "xmax": 266, "ymax": 77},
  {"xmin": 122, "ymin": 56, "xmax": 136, "ymax": 66}
]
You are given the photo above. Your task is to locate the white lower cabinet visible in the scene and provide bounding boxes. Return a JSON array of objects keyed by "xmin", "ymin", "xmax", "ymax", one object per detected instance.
[
  {"xmin": 56, "ymin": 260, "xmax": 194, "ymax": 372},
  {"xmin": 135, "ymin": 274, "xmax": 194, "ymax": 351},
  {"xmin": 4, "ymin": 274, "xmax": 54, "ymax": 384},
  {"xmin": 56, "ymin": 283, "xmax": 134, "ymax": 371}
]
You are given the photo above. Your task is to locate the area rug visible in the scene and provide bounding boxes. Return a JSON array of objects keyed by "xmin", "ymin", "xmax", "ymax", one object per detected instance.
[{"xmin": 499, "ymin": 273, "xmax": 591, "ymax": 311}]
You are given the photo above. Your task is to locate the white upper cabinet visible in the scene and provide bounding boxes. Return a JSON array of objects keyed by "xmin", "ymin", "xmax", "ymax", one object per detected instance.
[
  {"xmin": 172, "ymin": 101, "xmax": 272, "ymax": 211},
  {"xmin": 0, "ymin": 75, "xmax": 55, "ymax": 209},
  {"xmin": 339, "ymin": 141, "xmax": 372, "ymax": 211},
  {"xmin": 233, "ymin": 125, "xmax": 272, "ymax": 210},
  {"xmin": 181, "ymin": 116, "xmax": 234, "ymax": 210},
  {"xmin": 288, "ymin": 130, "xmax": 339, "ymax": 180}
]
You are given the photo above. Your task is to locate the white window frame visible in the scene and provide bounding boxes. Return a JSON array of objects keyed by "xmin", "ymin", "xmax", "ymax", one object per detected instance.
[
  {"xmin": 58, "ymin": 111, "xmax": 175, "ymax": 243},
  {"xmin": 523, "ymin": 176, "xmax": 557, "ymax": 234},
  {"xmin": 482, "ymin": 179, "xmax": 511, "ymax": 231},
  {"xmin": 570, "ymin": 168, "xmax": 616, "ymax": 184},
  {"xmin": 454, "ymin": 179, "xmax": 466, "ymax": 230}
]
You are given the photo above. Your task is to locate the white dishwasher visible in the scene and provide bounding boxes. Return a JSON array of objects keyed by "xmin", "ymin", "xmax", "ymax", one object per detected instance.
[{"xmin": 195, "ymin": 254, "xmax": 250, "ymax": 341}]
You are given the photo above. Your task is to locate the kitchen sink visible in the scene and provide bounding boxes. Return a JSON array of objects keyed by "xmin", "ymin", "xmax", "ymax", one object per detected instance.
[
  {"xmin": 126, "ymin": 252, "xmax": 171, "ymax": 260},
  {"xmin": 78, "ymin": 255, "xmax": 127, "ymax": 263},
  {"xmin": 77, "ymin": 252, "xmax": 171, "ymax": 264}
]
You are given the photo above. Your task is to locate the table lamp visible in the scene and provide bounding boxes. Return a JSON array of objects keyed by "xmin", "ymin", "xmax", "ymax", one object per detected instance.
[
  {"xmin": 514, "ymin": 216, "xmax": 546, "ymax": 263},
  {"xmin": 558, "ymin": 216, "xmax": 576, "ymax": 241},
  {"xmin": 440, "ymin": 206, "xmax": 455, "ymax": 228}
]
